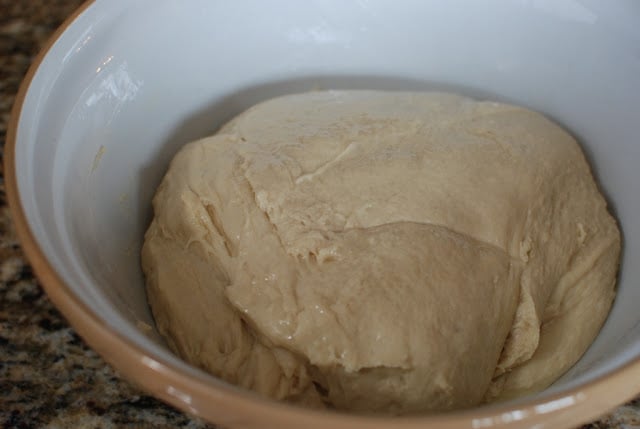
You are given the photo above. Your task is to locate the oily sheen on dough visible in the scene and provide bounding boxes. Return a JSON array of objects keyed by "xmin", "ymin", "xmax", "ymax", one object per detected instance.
[{"xmin": 141, "ymin": 91, "xmax": 620, "ymax": 414}]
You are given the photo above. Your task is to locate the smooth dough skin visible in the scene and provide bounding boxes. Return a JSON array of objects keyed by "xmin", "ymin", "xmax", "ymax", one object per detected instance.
[{"xmin": 141, "ymin": 91, "xmax": 620, "ymax": 414}]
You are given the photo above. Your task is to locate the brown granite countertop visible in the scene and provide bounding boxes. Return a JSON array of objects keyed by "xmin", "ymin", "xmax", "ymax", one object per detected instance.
[{"xmin": 0, "ymin": 1, "xmax": 639, "ymax": 428}]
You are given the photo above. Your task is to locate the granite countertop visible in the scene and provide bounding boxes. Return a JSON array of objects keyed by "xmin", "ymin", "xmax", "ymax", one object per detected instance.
[{"xmin": 0, "ymin": 1, "xmax": 639, "ymax": 428}]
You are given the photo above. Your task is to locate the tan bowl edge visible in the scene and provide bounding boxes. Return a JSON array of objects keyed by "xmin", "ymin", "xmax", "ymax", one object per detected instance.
[{"xmin": 5, "ymin": 2, "xmax": 640, "ymax": 427}]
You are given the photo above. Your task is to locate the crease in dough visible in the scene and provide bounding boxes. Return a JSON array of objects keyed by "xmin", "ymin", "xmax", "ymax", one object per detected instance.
[{"xmin": 142, "ymin": 90, "xmax": 620, "ymax": 414}]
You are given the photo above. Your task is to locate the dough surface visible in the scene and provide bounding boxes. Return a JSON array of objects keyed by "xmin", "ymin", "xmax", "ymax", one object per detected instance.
[{"xmin": 142, "ymin": 90, "xmax": 620, "ymax": 413}]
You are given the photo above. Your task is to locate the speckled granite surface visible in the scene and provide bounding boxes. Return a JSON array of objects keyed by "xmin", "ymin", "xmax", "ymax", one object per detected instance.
[{"xmin": 0, "ymin": 1, "xmax": 639, "ymax": 428}]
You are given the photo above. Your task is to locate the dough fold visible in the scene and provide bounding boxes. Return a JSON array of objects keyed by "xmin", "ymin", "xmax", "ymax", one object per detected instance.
[{"xmin": 142, "ymin": 90, "xmax": 620, "ymax": 413}]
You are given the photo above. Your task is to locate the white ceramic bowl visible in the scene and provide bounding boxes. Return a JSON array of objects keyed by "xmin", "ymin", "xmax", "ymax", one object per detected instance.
[{"xmin": 6, "ymin": 1, "xmax": 640, "ymax": 428}]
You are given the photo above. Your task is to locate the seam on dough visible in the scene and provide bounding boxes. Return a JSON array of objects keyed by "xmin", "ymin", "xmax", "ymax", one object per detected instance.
[
  {"xmin": 182, "ymin": 183, "xmax": 235, "ymax": 256},
  {"xmin": 320, "ymin": 220, "xmax": 517, "ymax": 264},
  {"xmin": 242, "ymin": 174, "xmax": 290, "ymax": 254},
  {"xmin": 542, "ymin": 236, "xmax": 619, "ymax": 323},
  {"xmin": 232, "ymin": 158, "xmax": 309, "ymax": 349},
  {"xmin": 295, "ymin": 142, "xmax": 359, "ymax": 185},
  {"xmin": 203, "ymin": 203, "xmax": 236, "ymax": 257},
  {"xmin": 232, "ymin": 150, "xmax": 292, "ymax": 256}
]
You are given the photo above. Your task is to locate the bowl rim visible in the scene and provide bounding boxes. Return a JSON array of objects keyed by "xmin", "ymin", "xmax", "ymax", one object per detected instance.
[{"xmin": 5, "ymin": 1, "xmax": 640, "ymax": 427}]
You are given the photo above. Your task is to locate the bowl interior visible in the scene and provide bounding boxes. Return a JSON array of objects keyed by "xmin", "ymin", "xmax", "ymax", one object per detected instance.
[{"xmin": 13, "ymin": 0, "xmax": 640, "ymax": 415}]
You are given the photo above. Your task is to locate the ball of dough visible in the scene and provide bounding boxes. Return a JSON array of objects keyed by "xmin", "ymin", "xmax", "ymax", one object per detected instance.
[{"xmin": 142, "ymin": 91, "xmax": 620, "ymax": 414}]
